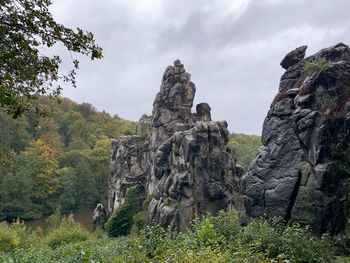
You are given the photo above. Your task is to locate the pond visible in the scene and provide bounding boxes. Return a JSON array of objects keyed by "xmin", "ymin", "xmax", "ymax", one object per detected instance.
[{"xmin": 24, "ymin": 209, "xmax": 94, "ymax": 231}]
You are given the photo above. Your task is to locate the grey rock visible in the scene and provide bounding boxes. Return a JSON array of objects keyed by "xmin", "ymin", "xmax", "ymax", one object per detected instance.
[
  {"xmin": 280, "ymin": 45, "xmax": 307, "ymax": 70},
  {"xmin": 242, "ymin": 43, "xmax": 350, "ymax": 238},
  {"xmin": 196, "ymin": 103, "xmax": 212, "ymax": 121},
  {"xmin": 147, "ymin": 121, "xmax": 239, "ymax": 231},
  {"xmin": 91, "ymin": 203, "xmax": 107, "ymax": 231},
  {"xmin": 287, "ymin": 88, "xmax": 300, "ymax": 98},
  {"xmin": 345, "ymin": 101, "xmax": 350, "ymax": 112},
  {"xmin": 136, "ymin": 114, "xmax": 152, "ymax": 136},
  {"xmin": 107, "ymin": 136, "xmax": 150, "ymax": 215},
  {"xmin": 107, "ymin": 60, "xmax": 240, "ymax": 231}
]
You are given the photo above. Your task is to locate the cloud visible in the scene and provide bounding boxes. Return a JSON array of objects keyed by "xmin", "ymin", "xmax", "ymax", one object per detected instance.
[{"xmin": 51, "ymin": 0, "xmax": 350, "ymax": 134}]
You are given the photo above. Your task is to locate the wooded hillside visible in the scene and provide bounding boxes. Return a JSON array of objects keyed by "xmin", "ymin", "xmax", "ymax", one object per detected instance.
[{"xmin": 0, "ymin": 97, "xmax": 134, "ymax": 221}]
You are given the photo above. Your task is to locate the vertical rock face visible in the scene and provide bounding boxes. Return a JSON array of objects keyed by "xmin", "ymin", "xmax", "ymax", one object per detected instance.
[
  {"xmin": 107, "ymin": 60, "xmax": 240, "ymax": 231},
  {"xmin": 107, "ymin": 136, "xmax": 150, "ymax": 215},
  {"xmin": 148, "ymin": 120, "xmax": 239, "ymax": 231},
  {"xmin": 242, "ymin": 43, "xmax": 350, "ymax": 236},
  {"xmin": 151, "ymin": 59, "xmax": 196, "ymax": 150}
]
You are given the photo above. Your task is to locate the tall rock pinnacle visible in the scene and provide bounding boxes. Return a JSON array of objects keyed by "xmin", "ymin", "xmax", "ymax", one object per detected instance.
[{"xmin": 107, "ymin": 59, "xmax": 241, "ymax": 231}]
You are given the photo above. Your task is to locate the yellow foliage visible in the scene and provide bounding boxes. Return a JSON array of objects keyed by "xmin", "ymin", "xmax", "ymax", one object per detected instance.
[{"xmin": 23, "ymin": 139, "xmax": 60, "ymax": 199}]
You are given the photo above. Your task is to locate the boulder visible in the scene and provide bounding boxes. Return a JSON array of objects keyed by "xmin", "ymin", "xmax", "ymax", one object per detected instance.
[{"xmin": 280, "ymin": 45, "xmax": 307, "ymax": 70}]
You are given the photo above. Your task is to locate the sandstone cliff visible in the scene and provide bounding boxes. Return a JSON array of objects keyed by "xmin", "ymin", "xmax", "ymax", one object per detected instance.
[
  {"xmin": 107, "ymin": 43, "xmax": 350, "ymax": 241},
  {"xmin": 107, "ymin": 60, "xmax": 240, "ymax": 231},
  {"xmin": 242, "ymin": 43, "xmax": 350, "ymax": 237}
]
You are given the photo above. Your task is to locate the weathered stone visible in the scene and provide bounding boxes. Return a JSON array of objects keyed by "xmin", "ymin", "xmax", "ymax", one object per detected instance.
[
  {"xmin": 280, "ymin": 45, "xmax": 307, "ymax": 70},
  {"xmin": 242, "ymin": 43, "xmax": 350, "ymax": 239},
  {"xmin": 107, "ymin": 136, "xmax": 150, "ymax": 215},
  {"xmin": 151, "ymin": 60, "xmax": 196, "ymax": 150},
  {"xmin": 196, "ymin": 103, "xmax": 212, "ymax": 121},
  {"xmin": 107, "ymin": 60, "xmax": 240, "ymax": 231},
  {"xmin": 147, "ymin": 121, "xmax": 239, "ymax": 231},
  {"xmin": 136, "ymin": 114, "xmax": 152, "ymax": 136},
  {"xmin": 91, "ymin": 203, "xmax": 107, "ymax": 231}
]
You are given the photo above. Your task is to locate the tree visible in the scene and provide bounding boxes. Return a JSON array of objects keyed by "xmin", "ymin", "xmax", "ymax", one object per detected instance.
[
  {"xmin": 89, "ymin": 137, "xmax": 111, "ymax": 203},
  {"xmin": 0, "ymin": 171, "xmax": 36, "ymax": 221},
  {"xmin": 0, "ymin": 0, "xmax": 103, "ymax": 117},
  {"xmin": 228, "ymin": 133, "xmax": 261, "ymax": 170},
  {"xmin": 58, "ymin": 167, "xmax": 78, "ymax": 212},
  {"xmin": 20, "ymin": 138, "xmax": 60, "ymax": 214}
]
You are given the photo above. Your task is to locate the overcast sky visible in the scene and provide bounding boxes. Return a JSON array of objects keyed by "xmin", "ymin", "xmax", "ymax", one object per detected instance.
[{"xmin": 51, "ymin": 0, "xmax": 350, "ymax": 135}]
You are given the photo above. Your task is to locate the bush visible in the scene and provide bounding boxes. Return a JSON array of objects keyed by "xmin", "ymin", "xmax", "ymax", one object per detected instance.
[
  {"xmin": 237, "ymin": 217, "xmax": 332, "ymax": 262},
  {"xmin": 210, "ymin": 210, "xmax": 240, "ymax": 244},
  {"xmin": 45, "ymin": 214, "xmax": 90, "ymax": 248},
  {"xmin": 304, "ymin": 57, "xmax": 331, "ymax": 75},
  {"xmin": 0, "ymin": 220, "xmax": 40, "ymax": 252},
  {"xmin": 238, "ymin": 218, "xmax": 282, "ymax": 258},
  {"xmin": 0, "ymin": 211, "xmax": 335, "ymax": 262},
  {"xmin": 281, "ymin": 222, "xmax": 332, "ymax": 262},
  {"xmin": 105, "ymin": 187, "xmax": 144, "ymax": 237},
  {"xmin": 132, "ymin": 194, "xmax": 153, "ymax": 232},
  {"xmin": 193, "ymin": 217, "xmax": 225, "ymax": 249},
  {"xmin": 0, "ymin": 222, "xmax": 20, "ymax": 252}
]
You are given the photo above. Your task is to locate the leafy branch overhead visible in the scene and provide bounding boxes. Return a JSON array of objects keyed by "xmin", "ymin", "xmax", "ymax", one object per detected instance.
[{"xmin": 0, "ymin": 0, "xmax": 103, "ymax": 117}]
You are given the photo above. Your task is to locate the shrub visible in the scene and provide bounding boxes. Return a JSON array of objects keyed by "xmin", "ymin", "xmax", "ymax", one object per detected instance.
[
  {"xmin": 105, "ymin": 187, "xmax": 144, "ymax": 237},
  {"xmin": 281, "ymin": 222, "xmax": 332, "ymax": 262},
  {"xmin": 45, "ymin": 214, "xmax": 90, "ymax": 248},
  {"xmin": 0, "ymin": 220, "xmax": 40, "ymax": 252},
  {"xmin": 193, "ymin": 217, "xmax": 225, "ymax": 249},
  {"xmin": 210, "ymin": 210, "xmax": 240, "ymax": 244},
  {"xmin": 132, "ymin": 194, "xmax": 153, "ymax": 232},
  {"xmin": 46, "ymin": 207, "xmax": 62, "ymax": 230},
  {"xmin": 238, "ymin": 218, "xmax": 282, "ymax": 258},
  {"xmin": 237, "ymin": 217, "xmax": 332, "ymax": 262},
  {"xmin": 0, "ymin": 222, "xmax": 20, "ymax": 252},
  {"xmin": 304, "ymin": 57, "xmax": 331, "ymax": 75}
]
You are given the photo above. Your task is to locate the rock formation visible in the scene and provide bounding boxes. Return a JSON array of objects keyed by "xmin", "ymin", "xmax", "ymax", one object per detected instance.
[
  {"xmin": 91, "ymin": 203, "xmax": 107, "ymax": 231},
  {"xmin": 242, "ymin": 43, "xmax": 350, "ymax": 237},
  {"xmin": 107, "ymin": 43, "xmax": 350, "ymax": 240},
  {"xmin": 107, "ymin": 60, "xmax": 240, "ymax": 231}
]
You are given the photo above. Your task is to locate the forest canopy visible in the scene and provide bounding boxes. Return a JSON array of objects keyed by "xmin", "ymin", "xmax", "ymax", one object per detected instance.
[{"xmin": 0, "ymin": 96, "xmax": 135, "ymax": 221}]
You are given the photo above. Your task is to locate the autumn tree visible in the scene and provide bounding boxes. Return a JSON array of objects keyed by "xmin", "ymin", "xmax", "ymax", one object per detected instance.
[{"xmin": 20, "ymin": 138, "xmax": 60, "ymax": 213}]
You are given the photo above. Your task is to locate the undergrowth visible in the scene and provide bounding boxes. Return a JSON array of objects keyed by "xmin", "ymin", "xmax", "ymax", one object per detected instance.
[{"xmin": 0, "ymin": 210, "xmax": 336, "ymax": 262}]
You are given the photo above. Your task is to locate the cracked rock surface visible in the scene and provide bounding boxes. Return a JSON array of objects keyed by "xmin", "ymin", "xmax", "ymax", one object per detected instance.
[
  {"xmin": 242, "ymin": 43, "xmax": 350, "ymax": 236},
  {"xmin": 107, "ymin": 60, "xmax": 240, "ymax": 231}
]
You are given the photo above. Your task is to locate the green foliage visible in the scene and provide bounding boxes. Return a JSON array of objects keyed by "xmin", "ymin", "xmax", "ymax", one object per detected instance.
[
  {"xmin": 304, "ymin": 57, "xmax": 331, "ymax": 75},
  {"xmin": 0, "ymin": 96, "xmax": 135, "ymax": 220},
  {"xmin": 132, "ymin": 194, "xmax": 153, "ymax": 232},
  {"xmin": 210, "ymin": 210, "xmax": 240, "ymax": 244},
  {"xmin": 46, "ymin": 207, "xmax": 62, "ymax": 230},
  {"xmin": 45, "ymin": 215, "xmax": 90, "ymax": 248},
  {"xmin": 236, "ymin": 217, "xmax": 332, "ymax": 262},
  {"xmin": 0, "ymin": 220, "xmax": 39, "ymax": 252},
  {"xmin": 228, "ymin": 132, "xmax": 261, "ymax": 170},
  {"xmin": 0, "ymin": 211, "xmax": 335, "ymax": 262},
  {"xmin": 0, "ymin": 0, "xmax": 102, "ymax": 117},
  {"xmin": 105, "ymin": 187, "xmax": 144, "ymax": 237},
  {"xmin": 0, "ymin": 222, "xmax": 20, "ymax": 252},
  {"xmin": 0, "ymin": 171, "xmax": 39, "ymax": 221},
  {"xmin": 193, "ymin": 217, "xmax": 225, "ymax": 249}
]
